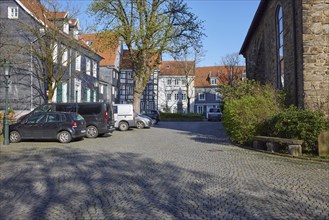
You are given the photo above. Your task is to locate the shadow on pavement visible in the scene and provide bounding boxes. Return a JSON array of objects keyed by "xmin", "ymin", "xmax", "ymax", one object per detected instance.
[
  {"xmin": 1, "ymin": 146, "xmax": 328, "ymax": 219},
  {"xmin": 156, "ymin": 121, "xmax": 231, "ymax": 145}
]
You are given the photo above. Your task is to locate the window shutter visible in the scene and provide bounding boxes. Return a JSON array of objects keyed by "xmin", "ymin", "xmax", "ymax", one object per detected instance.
[{"xmin": 57, "ymin": 83, "xmax": 63, "ymax": 102}]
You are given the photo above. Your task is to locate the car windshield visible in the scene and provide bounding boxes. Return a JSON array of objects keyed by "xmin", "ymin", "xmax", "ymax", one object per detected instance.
[{"xmin": 209, "ymin": 108, "xmax": 220, "ymax": 112}]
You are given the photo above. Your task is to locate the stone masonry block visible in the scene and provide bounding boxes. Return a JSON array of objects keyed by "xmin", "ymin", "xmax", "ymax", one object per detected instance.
[
  {"xmin": 288, "ymin": 145, "xmax": 302, "ymax": 157},
  {"xmin": 266, "ymin": 142, "xmax": 275, "ymax": 153},
  {"xmin": 318, "ymin": 131, "xmax": 329, "ymax": 156}
]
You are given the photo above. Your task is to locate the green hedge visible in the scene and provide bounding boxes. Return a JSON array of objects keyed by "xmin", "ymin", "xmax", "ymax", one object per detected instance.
[
  {"xmin": 160, "ymin": 112, "xmax": 203, "ymax": 121},
  {"xmin": 261, "ymin": 106, "xmax": 329, "ymax": 153}
]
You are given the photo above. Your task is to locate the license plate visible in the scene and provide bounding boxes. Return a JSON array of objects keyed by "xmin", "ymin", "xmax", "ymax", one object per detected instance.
[{"xmin": 81, "ymin": 130, "xmax": 86, "ymax": 133}]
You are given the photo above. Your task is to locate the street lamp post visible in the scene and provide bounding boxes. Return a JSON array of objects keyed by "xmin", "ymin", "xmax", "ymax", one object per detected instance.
[{"xmin": 2, "ymin": 60, "xmax": 12, "ymax": 145}]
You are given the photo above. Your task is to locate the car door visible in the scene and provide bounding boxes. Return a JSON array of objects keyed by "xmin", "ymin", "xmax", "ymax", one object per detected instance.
[
  {"xmin": 20, "ymin": 113, "xmax": 46, "ymax": 139},
  {"xmin": 42, "ymin": 113, "xmax": 62, "ymax": 139}
]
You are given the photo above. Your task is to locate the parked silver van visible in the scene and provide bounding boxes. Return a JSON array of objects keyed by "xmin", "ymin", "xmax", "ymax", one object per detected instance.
[{"xmin": 113, "ymin": 104, "xmax": 136, "ymax": 131}]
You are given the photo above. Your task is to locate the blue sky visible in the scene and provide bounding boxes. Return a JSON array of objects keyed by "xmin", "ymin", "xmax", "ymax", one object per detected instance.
[{"xmin": 66, "ymin": 0, "xmax": 260, "ymax": 67}]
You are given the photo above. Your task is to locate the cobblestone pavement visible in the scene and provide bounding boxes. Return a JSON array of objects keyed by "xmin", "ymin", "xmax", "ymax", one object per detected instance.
[{"xmin": 1, "ymin": 122, "xmax": 328, "ymax": 220}]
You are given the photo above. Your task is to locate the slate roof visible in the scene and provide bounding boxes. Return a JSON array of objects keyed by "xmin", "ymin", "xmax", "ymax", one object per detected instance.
[{"xmin": 17, "ymin": 0, "xmax": 99, "ymax": 57}]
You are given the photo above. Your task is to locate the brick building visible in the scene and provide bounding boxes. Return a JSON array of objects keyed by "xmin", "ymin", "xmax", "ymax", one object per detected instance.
[{"xmin": 240, "ymin": 0, "xmax": 329, "ymax": 117}]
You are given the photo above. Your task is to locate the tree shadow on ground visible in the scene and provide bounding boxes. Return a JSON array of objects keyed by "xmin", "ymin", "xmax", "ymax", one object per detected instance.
[{"xmin": 1, "ymin": 147, "xmax": 328, "ymax": 219}]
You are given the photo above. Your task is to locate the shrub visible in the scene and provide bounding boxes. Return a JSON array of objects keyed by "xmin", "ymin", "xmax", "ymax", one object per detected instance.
[
  {"xmin": 221, "ymin": 79, "xmax": 284, "ymax": 145},
  {"xmin": 160, "ymin": 112, "xmax": 203, "ymax": 121},
  {"xmin": 223, "ymin": 95, "xmax": 282, "ymax": 145},
  {"xmin": 220, "ymin": 79, "xmax": 285, "ymax": 104},
  {"xmin": 262, "ymin": 106, "xmax": 329, "ymax": 153}
]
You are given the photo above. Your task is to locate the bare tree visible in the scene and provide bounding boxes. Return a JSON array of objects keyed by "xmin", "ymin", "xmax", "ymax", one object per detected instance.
[
  {"xmin": 90, "ymin": 0, "xmax": 205, "ymax": 112},
  {"xmin": 220, "ymin": 52, "xmax": 244, "ymax": 86}
]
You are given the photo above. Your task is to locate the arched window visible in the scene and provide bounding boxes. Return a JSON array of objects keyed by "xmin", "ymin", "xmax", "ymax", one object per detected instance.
[{"xmin": 276, "ymin": 5, "xmax": 284, "ymax": 89}]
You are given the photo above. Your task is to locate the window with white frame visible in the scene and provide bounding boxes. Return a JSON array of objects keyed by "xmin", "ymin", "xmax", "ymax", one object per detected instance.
[
  {"xmin": 197, "ymin": 106, "xmax": 203, "ymax": 114},
  {"xmin": 174, "ymin": 92, "xmax": 179, "ymax": 100},
  {"xmin": 86, "ymin": 89, "xmax": 91, "ymax": 102},
  {"xmin": 216, "ymin": 92, "xmax": 222, "ymax": 101},
  {"xmin": 74, "ymin": 79, "xmax": 82, "ymax": 102},
  {"xmin": 75, "ymin": 52, "xmax": 81, "ymax": 71},
  {"xmin": 86, "ymin": 58, "xmax": 91, "ymax": 75},
  {"xmin": 62, "ymin": 45, "xmax": 68, "ymax": 66},
  {"xmin": 199, "ymin": 93, "xmax": 205, "ymax": 101},
  {"xmin": 167, "ymin": 79, "xmax": 172, "ymax": 85},
  {"xmin": 62, "ymin": 82, "xmax": 68, "ymax": 103},
  {"xmin": 92, "ymin": 61, "xmax": 97, "ymax": 77},
  {"xmin": 174, "ymin": 79, "xmax": 179, "ymax": 86},
  {"xmin": 8, "ymin": 7, "xmax": 18, "ymax": 19},
  {"xmin": 182, "ymin": 93, "xmax": 187, "ymax": 100},
  {"xmin": 166, "ymin": 93, "xmax": 171, "ymax": 101},
  {"xmin": 52, "ymin": 42, "xmax": 58, "ymax": 63},
  {"xmin": 210, "ymin": 77, "xmax": 217, "ymax": 85}
]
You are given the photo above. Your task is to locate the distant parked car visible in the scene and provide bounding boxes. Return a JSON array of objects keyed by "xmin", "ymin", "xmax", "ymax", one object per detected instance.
[
  {"xmin": 141, "ymin": 109, "xmax": 160, "ymax": 124},
  {"xmin": 10, "ymin": 112, "xmax": 86, "ymax": 143},
  {"xmin": 135, "ymin": 113, "xmax": 154, "ymax": 129},
  {"xmin": 206, "ymin": 108, "xmax": 222, "ymax": 121}
]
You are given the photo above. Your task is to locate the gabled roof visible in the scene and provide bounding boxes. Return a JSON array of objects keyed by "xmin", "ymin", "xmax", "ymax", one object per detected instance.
[
  {"xmin": 17, "ymin": 0, "xmax": 99, "ymax": 58},
  {"xmin": 195, "ymin": 66, "xmax": 245, "ymax": 87},
  {"xmin": 240, "ymin": 0, "xmax": 267, "ymax": 55},
  {"xmin": 120, "ymin": 50, "xmax": 133, "ymax": 69},
  {"xmin": 159, "ymin": 61, "xmax": 195, "ymax": 76},
  {"xmin": 80, "ymin": 33, "xmax": 120, "ymax": 66}
]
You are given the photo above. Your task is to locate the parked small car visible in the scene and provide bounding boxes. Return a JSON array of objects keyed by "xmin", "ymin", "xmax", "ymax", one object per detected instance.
[
  {"xmin": 206, "ymin": 108, "xmax": 222, "ymax": 121},
  {"xmin": 141, "ymin": 109, "xmax": 160, "ymax": 124},
  {"xmin": 10, "ymin": 112, "xmax": 86, "ymax": 143},
  {"xmin": 135, "ymin": 113, "xmax": 154, "ymax": 129}
]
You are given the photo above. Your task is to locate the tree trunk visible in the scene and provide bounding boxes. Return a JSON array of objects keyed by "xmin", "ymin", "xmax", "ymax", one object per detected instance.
[
  {"xmin": 133, "ymin": 92, "xmax": 141, "ymax": 113},
  {"xmin": 187, "ymin": 97, "xmax": 191, "ymax": 113}
]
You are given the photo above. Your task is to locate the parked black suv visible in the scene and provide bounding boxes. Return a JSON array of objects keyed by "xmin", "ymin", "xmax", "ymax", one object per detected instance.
[
  {"xmin": 10, "ymin": 112, "xmax": 86, "ymax": 143},
  {"xmin": 19, "ymin": 102, "xmax": 115, "ymax": 138},
  {"xmin": 141, "ymin": 109, "xmax": 160, "ymax": 124}
]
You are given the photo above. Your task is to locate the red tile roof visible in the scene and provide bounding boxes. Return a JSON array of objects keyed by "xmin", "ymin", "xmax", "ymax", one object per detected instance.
[
  {"xmin": 159, "ymin": 61, "xmax": 195, "ymax": 76},
  {"xmin": 80, "ymin": 33, "xmax": 120, "ymax": 66},
  {"xmin": 195, "ymin": 66, "xmax": 246, "ymax": 87}
]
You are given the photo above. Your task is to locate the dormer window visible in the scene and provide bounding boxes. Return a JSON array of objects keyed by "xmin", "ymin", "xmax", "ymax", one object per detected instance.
[
  {"xmin": 86, "ymin": 41, "xmax": 93, "ymax": 46},
  {"xmin": 63, "ymin": 22, "xmax": 69, "ymax": 34},
  {"xmin": 8, "ymin": 7, "xmax": 18, "ymax": 19},
  {"xmin": 210, "ymin": 77, "xmax": 217, "ymax": 85},
  {"xmin": 166, "ymin": 65, "xmax": 170, "ymax": 69}
]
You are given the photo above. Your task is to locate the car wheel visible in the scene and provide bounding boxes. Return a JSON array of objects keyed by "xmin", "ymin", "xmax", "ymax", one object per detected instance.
[
  {"xmin": 10, "ymin": 131, "xmax": 21, "ymax": 143},
  {"xmin": 57, "ymin": 131, "xmax": 72, "ymax": 143},
  {"xmin": 118, "ymin": 121, "xmax": 129, "ymax": 131},
  {"xmin": 86, "ymin": 125, "xmax": 98, "ymax": 138},
  {"xmin": 136, "ymin": 121, "xmax": 145, "ymax": 129}
]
